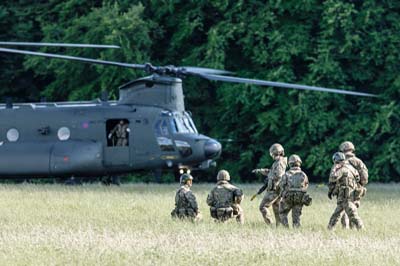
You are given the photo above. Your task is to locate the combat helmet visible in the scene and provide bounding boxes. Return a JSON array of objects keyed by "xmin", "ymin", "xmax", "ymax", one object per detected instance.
[
  {"xmin": 217, "ymin": 170, "xmax": 230, "ymax": 181},
  {"xmin": 339, "ymin": 141, "xmax": 355, "ymax": 152},
  {"xmin": 288, "ymin": 154, "xmax": 302, "ymax": 167},
  {"xmin": 180, "ymin": 173, "xmax": 193, "ymax": 184},
  {"xmin": 332, "ymin": 152, "xmax": 346, "ymax": 163},
  {"xmin": 269, "ymin": 143, "xmax": 284, "ymax": 157}
]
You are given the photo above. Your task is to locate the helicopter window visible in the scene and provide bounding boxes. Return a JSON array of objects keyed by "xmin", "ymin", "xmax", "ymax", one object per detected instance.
[
  {"xmin": 157, "ymin": 137, "xmax": 175, "ymax": 152},
  {"xmin": 57, "ymin": 127, "xmax": 71, "ymax": 141},
  {"xmin": 172, "ymin": 115, "xmax": 197, "ymax": 134},
  {"xmin": 185, "ymin": 113, "xmax": 198, "ymax": 133},
  {"xmin": 173, "ymin": 117, "xmax": 190, "ymax": 133},
  {"xmin": 106, "ymin": 119, "xmax": 130, "ymax": 147},
  {"xmin": 154, "ymin": 120, "xmax": 170, "ymax": 136},
  {"xmin": 6, "ymin": 128, "xmax": 19, "ymax": 142}
]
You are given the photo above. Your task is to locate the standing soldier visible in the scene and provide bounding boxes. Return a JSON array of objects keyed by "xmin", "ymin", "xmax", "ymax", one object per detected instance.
[
  {"xmin": 339, "ymin": 141, "xmax": 369, "ymax": 227},
  {"xmin": 207, "ymin": 170, "xmax": 244, "ymax": 224},
  {"xmin": 108, "ymin": 120, "xmax": 130, "ymax": 146},
  {"xmin": 251, "ymin": 143, "xmax": 287, "ymax": 226},
  {"xmin": 327, "ymin": 152, "xmax": 364, "ymax": 230},
  {"xmin": 279, "ymin": 155, "xmax": 312, "ymax": 228},
  {"xmin": 171, "ymin": 173, "xmax": 201, "ymax": 222}
]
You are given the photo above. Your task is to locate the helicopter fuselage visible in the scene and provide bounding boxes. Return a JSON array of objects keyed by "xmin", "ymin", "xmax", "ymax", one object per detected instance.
[{"xmin": 0, "ymin": 75, "xmax": 221, "ymax": 178}]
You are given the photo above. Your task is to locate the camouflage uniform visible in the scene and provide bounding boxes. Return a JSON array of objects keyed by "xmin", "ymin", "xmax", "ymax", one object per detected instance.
[
  {"xmin": 337, "ymin": 142, "xmax": 369, "ymax": 228},
  {"xmin": 253, "ymin": 143, "xmax": 287, "ymax": 226},
  {"xmin": 171, "ymin": 174, "xmax": 201, "ymax": 222},
  {"xmin": 279, "ymin": 155, "xmax": 312, "ymax": 228},
  {"xmin": 328, "ymin": 152, "xmax": 364, "ymax": 230},
  {"xmin": 207, "ymin": 170, "xmax": 244, "ymax": 224},
  {"xmin": 109, "ymin": 120, "xmax": 129, "ymax": 146}
]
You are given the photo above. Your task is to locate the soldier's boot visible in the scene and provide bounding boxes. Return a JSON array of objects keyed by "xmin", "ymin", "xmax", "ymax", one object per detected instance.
[
  {"xmin": 280, "ymin": 215, "xmax": 289, "ymax": 228},
  {"xmin": 260, "ymin": 207, "xmax": 273, "ymax": 225},
  {"xmin": 236, "ymin": 213, "xmax": 244, "ymax": 225}
]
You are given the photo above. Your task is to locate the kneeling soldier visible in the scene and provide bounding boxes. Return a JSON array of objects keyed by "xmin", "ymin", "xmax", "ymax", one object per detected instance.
[
  {"xmin": 279, "ymin": 154, "xmax": 311, "ymax": 228},
  {"xmin": 171, "ymin": 173, "xmax": 201, "ymax": 222},
  {"xmin": 207, "ymin": 170, "xmax": 244, "ymax": 224}
]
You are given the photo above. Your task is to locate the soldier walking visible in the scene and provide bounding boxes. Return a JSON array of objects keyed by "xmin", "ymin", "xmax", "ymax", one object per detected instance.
[
  {"xmin": 207, "ymin": 170, "xmax": 244, "ymax": 224},
  {"xmin": 337, "ymin": 141, "xmax": 369, "ymax": 228},
  {"xmin": 279, "ymin": 155, "xmax": 312, "ymax": 228},
  {"xmin": 251, "ymin": 143, "xmax": 287, "ymax": 226},
  {"xmin": 171, "ymin": 173, "xmax": 201, "ymax": 222},
  {"xmin": 327, "ymin": 152, "xmax": 364, "ymax": 230}
]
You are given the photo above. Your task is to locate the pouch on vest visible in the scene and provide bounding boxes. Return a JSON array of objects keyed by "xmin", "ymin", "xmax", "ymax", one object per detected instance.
[
  {"xmin": 217, "ymin": 207, "xmax": 233, "ymax": 218},
  {"xmin": 210, "ymin": 207, "xmax": 218, "ymax": 219},
  {"xmin": 302, "ymin": 194, "xmax": 312, "ymax": 206}
]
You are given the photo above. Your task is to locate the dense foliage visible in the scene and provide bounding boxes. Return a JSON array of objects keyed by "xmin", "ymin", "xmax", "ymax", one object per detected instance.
[{"xmin": 0, "ymin": 0, "xmax": 398, "ymax": 182}]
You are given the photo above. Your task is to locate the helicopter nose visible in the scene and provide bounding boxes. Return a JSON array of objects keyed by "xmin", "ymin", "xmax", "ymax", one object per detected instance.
[{"xmin": 204, "ymin": 139, "xmax": 222, "ymax": 159}]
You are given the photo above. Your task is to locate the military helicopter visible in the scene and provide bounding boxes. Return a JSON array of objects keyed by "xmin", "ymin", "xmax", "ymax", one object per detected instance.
[{"xmin": 0, "ymin": 42, "xmax": 377, "ymax": 182}]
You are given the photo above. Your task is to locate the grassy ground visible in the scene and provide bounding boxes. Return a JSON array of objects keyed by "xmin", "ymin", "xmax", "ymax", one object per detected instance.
[{"xmin": 0, "ymin": 183, "xmax": 399, "ymax": 266}]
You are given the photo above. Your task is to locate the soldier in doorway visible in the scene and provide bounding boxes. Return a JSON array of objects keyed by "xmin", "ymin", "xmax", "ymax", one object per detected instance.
[{"xmin": 108, "ymin": 120, "xmax": 130, "ymax": 146}]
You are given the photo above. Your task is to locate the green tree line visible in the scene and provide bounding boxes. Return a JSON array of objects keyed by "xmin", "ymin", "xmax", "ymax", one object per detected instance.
[{"xmin": 0, "ymin": 0, "xmax": 399, "ymax": 182}]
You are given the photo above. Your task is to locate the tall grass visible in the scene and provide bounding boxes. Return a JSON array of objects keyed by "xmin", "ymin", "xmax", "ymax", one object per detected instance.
[{"xmin": 0, "ymin": 183, "xmax": 398, "ymax": 265}]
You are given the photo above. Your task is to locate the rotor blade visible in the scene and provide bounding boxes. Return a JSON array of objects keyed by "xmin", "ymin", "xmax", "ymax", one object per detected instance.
[
  {"xmin": 198, "ymin": 73, "xmax": 378, "ymax": 97},
  {"xmin": 0, "ymin": 42, "xmax": 120, "ymax": 49},
  {"xmin": 181, "ymin": 66, "xmax": 232, "ymax": 75},
  {"xmin": 0, "ymin": 47, "xmax": 145, "ymax": 69}
]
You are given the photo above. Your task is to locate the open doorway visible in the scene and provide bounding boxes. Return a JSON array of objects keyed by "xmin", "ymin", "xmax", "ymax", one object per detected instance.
[{"xmin": 106, "ymin": 119, "xmax": 130, "ymax": 147}]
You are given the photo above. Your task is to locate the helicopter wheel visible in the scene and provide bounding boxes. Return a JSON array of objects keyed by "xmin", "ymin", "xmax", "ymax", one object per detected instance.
[
  {"xmin": 101, "ymin": 176, "xmax": 120, "ymax": 186},
  {"xmin": 64, "ymin": 176, "xmax": 82, "ymax": 185}
]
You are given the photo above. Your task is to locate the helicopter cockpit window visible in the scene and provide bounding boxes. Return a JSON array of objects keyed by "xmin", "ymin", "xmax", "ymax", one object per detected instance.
[
  {"xmin": 154, "ymin": 119, "xmax": 174, "ymax": 151},
  {"xmin": 106, "ymin": 119, "xmax": 130, "ymax": 147},
  {"xmin": 172, "ymin": 113, "xmax": 197, "ymax": 134},
  {"xmin": 6, "ymin": 128, "xmax": 19, "ymax": 142}
]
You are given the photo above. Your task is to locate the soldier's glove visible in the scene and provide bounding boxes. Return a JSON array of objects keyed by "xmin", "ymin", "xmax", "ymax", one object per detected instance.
[
  {"xmin": 250, "ymin": 194, "xmax": 257, "ymax": 201},
  {"xmin": 108, "ymin": 133, "xmax": 112, "ymax": 139},
  {"xmin": 251, "ymin": 169, "xmax": 259, "ymax": 174}
]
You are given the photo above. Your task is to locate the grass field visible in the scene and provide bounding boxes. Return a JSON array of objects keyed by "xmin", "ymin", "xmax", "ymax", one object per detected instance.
[{"xmin": 0, "ymin": 183, "xmax": 399, "ymax": 266}]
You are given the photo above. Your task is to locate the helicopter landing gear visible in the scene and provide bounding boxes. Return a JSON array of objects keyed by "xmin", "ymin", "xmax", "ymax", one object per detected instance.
[
  {"xmin": 101, "ymin": 176, "xmax": 121, "ymax": 186},
  {"xmin": 64, "ymin": 176, "xmax": 82, "ymax": 185}
]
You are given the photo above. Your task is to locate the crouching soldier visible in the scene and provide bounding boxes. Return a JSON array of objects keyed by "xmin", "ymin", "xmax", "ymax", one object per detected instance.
[
  {"xmin": 279, "ymin": 155, "xmax": 312, "ymax": 228},
  {"xmin": 207, "ymin": 170, "xmax": 244, "ymax": 224},
  {"xmin": 171, "ymin": 173, "xmax": 201, "ymax": 222}
]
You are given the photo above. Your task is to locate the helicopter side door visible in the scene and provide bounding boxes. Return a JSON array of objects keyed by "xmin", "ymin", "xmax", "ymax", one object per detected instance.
[{"xmin": 103, "ymin": 119, "xmax": 131, "ymax": 166}]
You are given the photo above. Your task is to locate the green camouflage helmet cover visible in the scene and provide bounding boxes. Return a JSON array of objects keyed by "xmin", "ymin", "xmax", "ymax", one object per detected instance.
[
  {"xmin": 339, "ymin": 141, "xmax": 355, "ymax": 152},
  {"xmin": 217, "ymin": 170, "xmax": 230, "ymax": 181},
  {"xmin": 180, "ymin": 173, "xmax": 193, "ymax": 184},
  {"xmin": 332, "ymin": 152, "xmax": 346, "ymax": 163},
  {"xmin": 289, "ymin": 154, "xmax": 302, "ymax": 166}
]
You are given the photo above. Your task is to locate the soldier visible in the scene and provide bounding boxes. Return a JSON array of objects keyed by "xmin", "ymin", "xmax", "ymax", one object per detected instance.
[
  {"xmin": 206, "ymin": 170, "xmax": 244, "ymax": 224},
  {"xmin": 108, "ymin": 120, "xmax": 130, "ymax": 146},
  {"xmin": 337, "ymin": 141, "xmax": 369, "ymax": 228},
  {"xmin": 251, "ymin": 143, "xmax": 287, "ymax": 226},
  {"xmin": 327, "ymin": 152, "xmax": 364, "ymax": 230},
  {"xmin": 279, "ymin": 155, "xmax": 312, "ymax": 228},
  {"xmin": 171, "ymin": 173, "xmax": 201, "ymax": 222}
]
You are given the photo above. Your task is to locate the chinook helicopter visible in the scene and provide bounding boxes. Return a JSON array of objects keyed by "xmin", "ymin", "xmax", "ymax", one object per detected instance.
[{"xmin": 0, "ymin": 42, "xmax": 377, "ymax": 182}]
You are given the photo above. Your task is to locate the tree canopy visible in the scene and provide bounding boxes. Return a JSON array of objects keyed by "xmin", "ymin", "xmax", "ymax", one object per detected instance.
[{"xmin": 0, "ymin": 0, "xmax": 399, "ymax": 182}]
